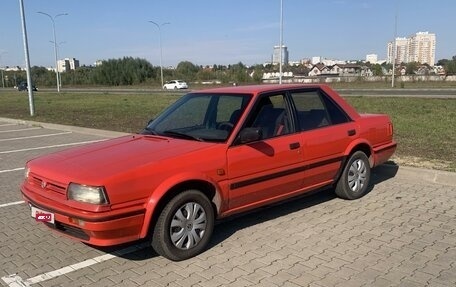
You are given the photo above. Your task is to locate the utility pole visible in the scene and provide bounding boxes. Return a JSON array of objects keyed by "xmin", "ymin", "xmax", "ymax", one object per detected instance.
[
  {"xmin": 149, "ymin": 21, "xmax": 170, "ymax": 89},
  {"xmin": 279, "ymin": 0, "xmax": 283, "ymax": 84},
  {"xmin": 19, "ymin": 0, "xmax": 35, "ymax": 116},
  {"xmin": 391, "ymin": 1, "xmax": 398, "ymax": 88},
  {"xmin": 37, "ymin": 11, "xmax": 68, "ymax": 93}
]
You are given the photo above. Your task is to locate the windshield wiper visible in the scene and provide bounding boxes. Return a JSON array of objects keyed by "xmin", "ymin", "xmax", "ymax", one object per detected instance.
[
  {"xmin": 141, "ymin": 127, "xmax": 158, "ymax": 135},
  {"xmin": 162, "ymin": 130, "xmax": 204, "ymax": 142}
]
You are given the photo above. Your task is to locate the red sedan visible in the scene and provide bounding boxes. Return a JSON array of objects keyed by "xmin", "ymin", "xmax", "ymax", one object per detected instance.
[{"xmin": 21, "ymin": 84, "xmax": 396, "ymax": 261}]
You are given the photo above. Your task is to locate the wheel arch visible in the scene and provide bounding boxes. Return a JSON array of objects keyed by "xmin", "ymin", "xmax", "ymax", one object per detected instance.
[
  {"xmin": 344, "ymin": 139, "xmax": 373, "ymax": 167},
  {"xmin": 334, "ymin": 140, "xmax": 373, "ymax": 184},
  {"xmin": 140, "ymin": 176, "xmax": 221, "ymax": 239}
]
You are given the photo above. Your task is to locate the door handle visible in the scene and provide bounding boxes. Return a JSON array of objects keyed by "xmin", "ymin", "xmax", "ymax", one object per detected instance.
[
  {"xmin": 289, "ymin": 142, "xmax": 300, "ymax": 150},
  {"xmin": 348, "ymin": 129, "xmax": 356, "ymax": 136}
]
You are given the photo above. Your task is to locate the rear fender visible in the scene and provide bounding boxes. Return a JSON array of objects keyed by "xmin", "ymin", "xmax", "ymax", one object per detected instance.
[{"xmin": 343, "ymin": 139, "xmax": 374, "ymax": 167}]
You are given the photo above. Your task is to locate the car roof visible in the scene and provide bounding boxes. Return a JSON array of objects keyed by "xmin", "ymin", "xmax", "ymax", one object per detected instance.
[{"xmin": 193, "ymin": 84, "xmax": 326, "ymax": 96}]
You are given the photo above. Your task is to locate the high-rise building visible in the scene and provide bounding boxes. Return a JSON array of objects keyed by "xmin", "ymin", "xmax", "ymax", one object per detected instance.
[
  {"xmin": 57, "ymin": 58, "xmax": 80, "ymax": 72},
  {"xmin": 387, "ymin": 32, "xmax": 436, "ymax": 66},
  {"xmin": 272, "ymin": 45, "xmax": 289, "ymax": 65},
  {"xmin": 408, "ymin": 32, "xmax": 436, "ymax": 66},
  {"xmin": 387, "ymin": 37, "xmax": 408, "ymax": 65}
]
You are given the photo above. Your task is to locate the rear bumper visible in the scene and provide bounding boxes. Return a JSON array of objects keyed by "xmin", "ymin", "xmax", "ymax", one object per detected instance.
[
  {"xmin": 21, "ymin": 185, "xmax": 146, "ymax": 246},
  {"xmin": 373, "ymin": 141, "xmax": 397, "ymax": 166}
]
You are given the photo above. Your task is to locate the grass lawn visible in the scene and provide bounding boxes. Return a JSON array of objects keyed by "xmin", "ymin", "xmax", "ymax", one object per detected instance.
[{"xmin": 0, "ymin": 90, "xmax": 455, "ymax": 171}]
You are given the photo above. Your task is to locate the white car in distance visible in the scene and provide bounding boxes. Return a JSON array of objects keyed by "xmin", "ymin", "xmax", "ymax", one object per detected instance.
[{"xmin": 163, "ymin": 80, "xmax": 188, "ymax": 90}]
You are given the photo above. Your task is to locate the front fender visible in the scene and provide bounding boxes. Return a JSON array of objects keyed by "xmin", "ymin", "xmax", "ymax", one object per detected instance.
[{"xmin": 139, "ymin": 171, "xmax": 224, "ymax": 238}]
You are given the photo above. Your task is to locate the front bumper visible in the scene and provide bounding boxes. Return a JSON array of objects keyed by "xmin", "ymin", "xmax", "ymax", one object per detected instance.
[{"xmin": 21, "ymin": 184, "xmax": 146, "ymax": 246}]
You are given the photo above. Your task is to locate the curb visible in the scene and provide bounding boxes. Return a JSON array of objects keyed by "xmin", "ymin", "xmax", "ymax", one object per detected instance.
[
  {"xmin": 0, "ymin": 117, "xmax": 129, "ymax": 138},
  {"xmin": 394, "ymin": 165, "xmax": 456, "ymax": 187},
  {"xmin": 1, "ymin": 117, "xmax": 455, "ymax": 187}
]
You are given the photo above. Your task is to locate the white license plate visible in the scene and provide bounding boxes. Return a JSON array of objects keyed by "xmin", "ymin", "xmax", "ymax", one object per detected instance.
[{"xmin": 31, "ymin": 206, "xmax": 55, "ymax": 224}]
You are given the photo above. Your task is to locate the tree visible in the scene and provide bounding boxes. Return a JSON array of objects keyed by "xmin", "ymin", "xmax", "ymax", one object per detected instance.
[
  {"xmin": 175, "ymin": 61, "xmax": 200, "ymax": 81},
  {"xmin": 405, "ymin": 62, "xmax": 419, "ymax": 75},
  {"xmin": 92, "ymin": 57, "xmax": 155, "ymax": 86},
  {"xmin": 371, "ymin": 64, "xmax": 383, "ymax": 76}
]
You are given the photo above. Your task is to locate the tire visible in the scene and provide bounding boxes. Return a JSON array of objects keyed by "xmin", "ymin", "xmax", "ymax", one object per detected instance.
[
  {"xmin": 173, "ymin": 86, "xmax": 178, "ymax": 90},
  {"xmin": 335, "ymin": 151, "xmax": 371, "ymax": 200},
  {"xmin": 152, "ymin": 190, "xmax": 214, "ymax": 261}
]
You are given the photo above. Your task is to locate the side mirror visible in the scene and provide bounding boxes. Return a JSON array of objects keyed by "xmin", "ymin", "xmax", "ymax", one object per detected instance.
[{"xmin": 238, "ymin": 128, "xmax": 262, "ymax": 144}]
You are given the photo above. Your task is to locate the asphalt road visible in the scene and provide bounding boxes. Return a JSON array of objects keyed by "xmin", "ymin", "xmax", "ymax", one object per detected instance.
[
  {"xmin": 0, "ymin": 119, "xmax": 455, "ymax": 287},
  {"xmin": 8, "ymin": 87, "xmax": 456, "ymax": 98}
]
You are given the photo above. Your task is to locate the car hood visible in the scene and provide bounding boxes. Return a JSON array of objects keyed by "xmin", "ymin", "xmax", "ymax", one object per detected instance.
[{"xmin": 29, "ymin": 135, "xmax": 217, "ymax": 184}]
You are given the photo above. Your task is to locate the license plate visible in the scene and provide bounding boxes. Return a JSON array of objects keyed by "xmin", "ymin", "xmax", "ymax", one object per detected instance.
[{"xmin": 31, "ymin": 206, "xmax": 55, "ymax": 224}]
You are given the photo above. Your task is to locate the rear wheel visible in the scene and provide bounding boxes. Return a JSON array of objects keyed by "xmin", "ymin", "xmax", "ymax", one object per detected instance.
[
  {"xmin": 335, "ymin": 151, "xmax": 370, "ymax": 200},
  {"xmin": 152, "ymin": 190, "xmax": 214, "ymax": 261}
]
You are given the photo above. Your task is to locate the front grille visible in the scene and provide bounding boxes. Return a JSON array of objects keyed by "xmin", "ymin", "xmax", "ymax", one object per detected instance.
[
  {"xmin": 45, "ymin": 221, "xmax": 90, "ymax": 241},
  {"xmin": 30, "ymin": 174, "xmax": 67, "ymax": 195}
]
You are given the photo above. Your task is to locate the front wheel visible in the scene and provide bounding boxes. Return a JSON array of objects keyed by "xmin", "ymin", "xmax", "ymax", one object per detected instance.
[
  {"xmin": 152, "ymin": 190, "xmax": 214, "ymax": 261},
  {"xmin": 335, "ymin": 151, "xmax": 371, "ymax": 200}
]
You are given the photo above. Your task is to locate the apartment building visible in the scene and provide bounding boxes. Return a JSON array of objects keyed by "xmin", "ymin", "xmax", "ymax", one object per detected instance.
[
  {"xmin": 272, "ymin": 45, "xmax": 289, "ymax": 65},
  {"xmin": 408, "ymin": 32, "xmax": 436, "ymax": 66},
  {"xmin": 57, "ymin": 57, "xmax": 80, "ymax": 72},
  {"xmin": 387, "ymin": 32, "xmax": 436, "ymax": 66}
]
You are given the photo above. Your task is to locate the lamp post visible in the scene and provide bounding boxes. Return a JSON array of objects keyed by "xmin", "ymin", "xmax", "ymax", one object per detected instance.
[
  {"xmin": 0, "ymin": 51, "xmax": 7, "ymax": 88},
  {"xmin": 279, "ymin": 0, "xmax": 283, "ymax": 84},
  {"xmin": 391, "ymin": 12, "xmax": 397, "ymax": 88},
  {"xmin": 37, "ymin": 11, "xmax": 68, "ymax": 93},
  {"xmin": 19, "ymin": 0, "xmax": 34, "ymax": 116},
  {"xmin": 149, "ymin": 21, "xmax": 170, "ymax": 89},
  {"xmin": 50, "ymin": 41, "xmax": 66, "ymax": 88},
  {"xmin": 391, "ymin": 0, "xmax": 399, "ymax": 88}
]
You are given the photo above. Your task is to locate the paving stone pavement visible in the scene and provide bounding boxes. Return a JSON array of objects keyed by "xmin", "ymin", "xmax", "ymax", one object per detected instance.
[{"xmin": 0, "ymin": 120, "xmax": 455, "ymax": 287}]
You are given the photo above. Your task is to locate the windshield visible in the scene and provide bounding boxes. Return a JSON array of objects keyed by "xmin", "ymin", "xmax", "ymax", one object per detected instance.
[{"xmin": 143, "ymin": 93, "xmax": 251, "ymax": 142}]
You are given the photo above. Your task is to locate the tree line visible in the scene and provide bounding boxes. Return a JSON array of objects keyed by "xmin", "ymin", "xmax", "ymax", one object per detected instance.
[
  {"xmin": 1, "ymin": 57, "xmax": 266, "ymax": 88},
  {"xmin": 2, "ymin": 55, "xmax": 456, "ymax": 88}
]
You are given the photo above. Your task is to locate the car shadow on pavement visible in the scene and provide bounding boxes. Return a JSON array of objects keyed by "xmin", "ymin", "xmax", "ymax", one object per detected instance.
[
  {"xmin": 93, "ymin": 163, "xmax": 399, "ymax": 261},
  {"xmin": 209, "ymin": 162, "xmax": 399, "ymax": 250}
]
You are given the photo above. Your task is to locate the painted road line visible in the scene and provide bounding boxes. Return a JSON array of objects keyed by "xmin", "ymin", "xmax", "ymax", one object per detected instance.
[
  {"xmin": 0, "ymin": 201, "xmax": 25, "ymax": 208},
  {"xmin": 0, "ymin": 123, "xmax": 16, "ymax": 127},
  {"xmin": 0, "ymin": 131, "xmax": 72, "ymax": 142},
  {"xmin": 1, "ymin": 242, "xmax": 149, "ymax": 286},
  {"xmin": 0, "ymin": 139, "xmax": 105, "ymax": 154},
  {"xmin": 0, "ymin": 167, "xmax": 25, "ymax": 174},
  {"xmin": 0, "ymin": 127, "xmax": 41, "ymax": 133}
]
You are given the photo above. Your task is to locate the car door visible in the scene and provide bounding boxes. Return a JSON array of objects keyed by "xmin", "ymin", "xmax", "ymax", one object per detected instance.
[
  {"xmin": 226, "ymin": 92, "xmax": 304, "ymax": 212},
  {"xmin": 290, "ymin": 89, "xmax": 356, "ymax": 188}
]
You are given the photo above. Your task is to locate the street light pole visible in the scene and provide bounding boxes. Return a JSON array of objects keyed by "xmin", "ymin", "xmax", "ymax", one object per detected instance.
[
  {"xmin": 37, "ymin": 11, "xmax": 68, "ymax": 93},
  {"xmin": 0, "ymin": 51, "xmax": 7, "ymax": 88},
  {"xmin": 149, "ymin": 21, "xmax": 170, "ymax": 89},
  {"xmin": 51, "ymin": 41, "xmax": 66, "ymax": 88},
  {"xmin": 391, "ymin": 0, "xmax": 399, "ymax": 88},
  {"xmin": 19, "ymin": 0, "xmax": 34, "ymax": 116},
  {"xmin": 279, "ymin": 0, "xmax": 283, "ymax": 84},
  {"xmin": 391, "ymin": 11, "xmax": 397, "ymax": 88}
]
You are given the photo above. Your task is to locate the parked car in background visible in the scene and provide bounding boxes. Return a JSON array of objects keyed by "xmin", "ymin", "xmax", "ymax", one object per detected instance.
[
  {"xmin": 21, "ymin": 84, "xmax": 396, "ymax": 261},
  {"xmin": 163, "ymin": 80, "xmax": 188, "ymax": 90},
  {"xmin": 17, "ymin": 82, "xmax": 37, "ymax": 92}
]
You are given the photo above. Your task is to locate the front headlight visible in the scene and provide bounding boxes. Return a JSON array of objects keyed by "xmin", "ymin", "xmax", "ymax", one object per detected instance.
[
  {"xmin": 67, "ymin": 183, "xmax": 109, "ymax": 205},
  {"xmin": 24, "ymin": 166, "xmax": 30, "ymax": 179}
]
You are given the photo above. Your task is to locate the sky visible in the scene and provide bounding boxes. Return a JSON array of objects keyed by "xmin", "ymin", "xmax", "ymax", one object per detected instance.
[{"xmin": 1, "ymin": 0, "xmax": 455, "ymax": 68}]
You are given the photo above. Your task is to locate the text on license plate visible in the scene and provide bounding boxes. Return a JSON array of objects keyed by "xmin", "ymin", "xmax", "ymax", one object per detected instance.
[{"xmin": 31, "ymin": 206, "xmax": 55, "ymax": 224}]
